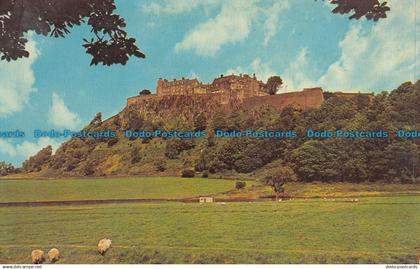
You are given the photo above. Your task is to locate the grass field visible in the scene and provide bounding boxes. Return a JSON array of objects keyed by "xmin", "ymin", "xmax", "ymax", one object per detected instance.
[
  {"xmin": 0, "ymin": 177, "xmax": 419, "ymax": 264},
  {"xmin": 0, "ymin": 196, "xmax": 419, "ymax": 264},
  {"xmin": 0, "ymin": 177, "xmax": 243, "ymax": 203}
]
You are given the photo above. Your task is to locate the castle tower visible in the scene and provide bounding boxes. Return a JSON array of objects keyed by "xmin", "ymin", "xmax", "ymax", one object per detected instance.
[{"xmin": 157, "ymin": 78, "xmax": 165, "ymax": 96}]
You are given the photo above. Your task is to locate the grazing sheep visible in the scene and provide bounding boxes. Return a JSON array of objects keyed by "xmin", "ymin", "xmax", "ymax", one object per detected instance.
[
  {"xmin": 98, "ymin": 238, "xmax": 112, "ymax": 255},
  {"xmin": 352, "ymin": 198, "xmax": 360, "ymax": 202},
  {"xmin": 48, "ymin": 248, "xmax": 60, "ymax": 263},
  {"xmin": 31, "ymin": 249, "xmax": 45, "ymax": 264}
]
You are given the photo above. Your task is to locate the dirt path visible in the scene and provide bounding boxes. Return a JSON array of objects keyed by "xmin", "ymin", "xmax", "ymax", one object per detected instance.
[{"xmin": 1, "ymin": 193, "xmax": 417, "ymax": 208}]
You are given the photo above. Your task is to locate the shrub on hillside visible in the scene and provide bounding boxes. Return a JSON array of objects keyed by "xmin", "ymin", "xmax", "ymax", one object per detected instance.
[
  {"xmin": 22, "ymin": 145, "xmax": 53, "ymax": 172},
  {"xmin": 181, "ymin": 169, "xmax": 195, "ymax": 178},
  {"xmin": 235, "ymin": 181, "xmax": 246, "ymax": 190},
  {"xmin": 261, "ymin": 166, "xmax": 297, "ymax": 200},
  {"xmin": 130, "ymin": 146, "xmax": 142, "ymax": 164},
  {"xmin": 154, "ymin": 158, "xmax": 167, "ymax": 172}
]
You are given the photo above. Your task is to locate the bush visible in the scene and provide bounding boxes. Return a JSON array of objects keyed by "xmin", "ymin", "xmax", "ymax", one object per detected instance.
[
  {"xmin": 181, "ymin": 169, "xmax": 195, "ymax": 178},
  {"xmin": 235, "ymin": 181, "xmax": 246, "ymax": 189},
  {"xmin": 139, "ymin": 89, "xmax": 151, "ymax": 95},
  {"xmin": 81, "ymin": 160, "xmax": 96, "ymax": 176},
  {"xmin": 261, "ymin": 166, "xmax": 297, "ymax": 198},
  {"xmin": 154, "ymin": 158, "xmax": 167, "ymax": 172},
  {"xmin": 183, "ymin": 160, "xmax": 192, "ymax": 167},
  {"xmin": 202, "ymin": 170, "xmax": 209, "ymax": 178},
  {"xmin": 130, "ymin": 146, "xmax": 142, "ymax": 164},
  {"xmin": 165, "ymin": 139, "xmax": 195, "ymax": 159}
]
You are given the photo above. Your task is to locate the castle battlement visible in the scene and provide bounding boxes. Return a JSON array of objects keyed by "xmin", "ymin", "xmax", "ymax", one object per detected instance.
[
  {"xmin": 126, "ymin": 74, "xmax": 374, "ymax": 112},
  {"xmin": 156, "ymin": 74, "xmax": 268, "ymax": 98}
]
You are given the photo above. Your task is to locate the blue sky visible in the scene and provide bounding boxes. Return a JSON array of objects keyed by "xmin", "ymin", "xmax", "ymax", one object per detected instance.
[{"xmin": 0, "ymin": 0, "xmax": 418, "ymax": 165}]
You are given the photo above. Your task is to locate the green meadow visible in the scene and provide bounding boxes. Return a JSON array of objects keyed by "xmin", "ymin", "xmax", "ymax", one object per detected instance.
[
  {"xmin": 0, "ymin": 177, "xmax": 418, "ymax": 264},
  {"xmin": 0, "ymin": 177, "xmax": 241, "ymax": 202}
]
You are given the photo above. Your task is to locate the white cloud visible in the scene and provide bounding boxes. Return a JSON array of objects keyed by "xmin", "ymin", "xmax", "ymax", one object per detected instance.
[
  {"xmin": 48, "ymin": 93, "xmax": 81, "ymax": 129},
  {"xmin": 318, "ymin": 0, "xmax": 419, "ymax": 91},
  {"xmin": 142, "ymin": 0, "xmax": 219, "ymax": 14},
  {"xmin": 0, "ymin": 137, "xmax": 61, "ymax": 161},
  {"xmin": 0, "ymin": 37, "xmax": 38, "ymax": 116},
  {"xmin": 227, "ymin": 51, "xmax": 317, "ymax": 93},
  {"xmin": 263, "ymin": 1, "xmax": 289, "ymax": 45},
  {"xmin": 282, "ymin": 48, "xmax": 317, "ymax": 92},
  {"xmin": 227, "ymin": 57, "xmax": 276, "ymax": 82},
  {"xmin": 173, "ymin": 0, "xmax": 290, "ymax": 57},
  {"xmin": 175, "ymin": 0, "xmax": 259, "ymax": 56}
]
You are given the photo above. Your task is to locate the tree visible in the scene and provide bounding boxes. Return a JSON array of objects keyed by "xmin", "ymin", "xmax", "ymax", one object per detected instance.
[
  {"xmin": 211, "ymin": 109, "xmax": 228, "ymax": 130},
  {"xmin": 81, "ymin": 159, "xmax": 96, "ymax": 176},
  {"xmin": 194, "ymin": 113, "xmax": 207, "ymax": 131},
  {"xmin": 235, "ymin": 181, "xmax": 246, "ymax": 190},
  {"xmin": 0, "ymin": 0, "xmax": 390, "ymax": 67},
  {"xmin": 165, "ymin": 139, "xmax": 194, "ymax": 159},
  {"xmin": 266, "ymin": 76, "xmax": 283, "ymax": 95},
  {"xmin": 22, "ymin": 145, "xmax": 53, "ymax": 172},
  {"xmin": 385, "ymin": 142, "xmax": 419, "ymax": 183},
  {"xmin": 0, "ymin": 162, "xmax": 16, "ymax": 176},
  {"xmin": 261, "ymin": 166, "xmax": 297, "ymax": 200},
  {"xmin": 153, "ymin": 157, "xmax": 167, "ymax": 172},
  {"xmin": 139, "ymin": 89, "xmax": 151, "ymax": 95},
  {"xmin": 89, "ymin": 112, "xmax": 102, "ymax": 126},
  {"xmin": 327, "ymin": 0, "xmax": 390, "ymax": 21},
  {"xmin": 0, "ymin": 0, "xmax": 145, "ymax": 65},
  {"xmin": 130, "ymin": 146, "xmax": 141, "ymax": 164}
]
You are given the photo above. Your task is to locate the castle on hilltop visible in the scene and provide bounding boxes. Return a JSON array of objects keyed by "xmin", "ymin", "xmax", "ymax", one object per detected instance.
[
  {"xmin": 156, "ymin": 74, "xmax": 268, "ymax": 100},
  {"xmin": 126, "ymin": 74, "xmax": 373, "ymax": 111}
]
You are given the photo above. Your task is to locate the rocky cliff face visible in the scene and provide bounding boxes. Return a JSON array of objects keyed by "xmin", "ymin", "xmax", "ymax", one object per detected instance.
[
  {"xmin": 24, "ymin": 88, "xmax": 326, "ymax": 178},
  {"xmin": 120, "ymin": 88, "xmax": 324, "ymax": 123},
  {"xmin": 120, "ymin": 94, "xmax": 242, "ymax": 124}
]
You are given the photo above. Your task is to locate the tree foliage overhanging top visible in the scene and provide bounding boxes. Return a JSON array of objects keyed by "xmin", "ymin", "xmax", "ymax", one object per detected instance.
[
  {"xmin": 0, "ymin": 0, "xmax": 145, "ymax": 65},
  {"xmin": 329, "ymin": 0, "xmax": 390, "ymax": 21}
]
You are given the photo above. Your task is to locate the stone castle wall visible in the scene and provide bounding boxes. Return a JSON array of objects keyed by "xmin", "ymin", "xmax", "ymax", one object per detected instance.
[
  {"xmin": 157, "ymin": 78, "xmax": 207, "ymax": 96},
  {"xmin": 243, "ymin": 88, "xmax": 324, "ymax": 110},
  {"xmin": 126, "ymin": 87, "xmax": 325, "ymax": 111},
  {"xmin": 127, "ymin": 94, "xmax": 157, "ymax": 106},
  {"xmin": 329, "ymin": 91, "xmax": 374, "ymax": 99}
]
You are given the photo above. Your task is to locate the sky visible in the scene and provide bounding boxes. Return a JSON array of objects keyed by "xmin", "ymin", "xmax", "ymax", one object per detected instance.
[{"xmin": 0, "ymin": 0, "xmax": 419, "ymax": 166}]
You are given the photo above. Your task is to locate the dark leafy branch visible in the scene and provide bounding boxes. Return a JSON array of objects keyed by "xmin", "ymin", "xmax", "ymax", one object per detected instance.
[
  {"xmin": 327, "ymin": 0, "xmax": 390, "ymax": 21},
  {"xmin": 0, "ymin": 0, "xmax": 145, "ymax": 65}
]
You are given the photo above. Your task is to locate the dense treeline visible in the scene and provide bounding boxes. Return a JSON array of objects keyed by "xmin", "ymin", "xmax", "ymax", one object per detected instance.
[
  {"xmin": 15, "ymin": 80, "xmax": 419, "ymax": 183},
  {"xmin": 196, "ymin": 81, "xmax": 420, "ymax": 183}
]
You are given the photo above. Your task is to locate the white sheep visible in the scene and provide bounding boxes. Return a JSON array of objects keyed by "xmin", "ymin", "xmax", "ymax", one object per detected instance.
[
  {"xmin": 31, "ymin": 249, "xmax": 45, "ymax": 264},
  {"xmin": 48, "ymin": 248, "xmax": 60, "ymax": 263},
  {"xmin": 98, "ymin": 238, "xmax": 112, "ymax": 255}
]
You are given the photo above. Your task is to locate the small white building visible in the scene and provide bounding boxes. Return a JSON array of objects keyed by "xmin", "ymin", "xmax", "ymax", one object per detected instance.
[{"xmin": 199, "ymin": 197, "xmax": 214, "ymax": 203}]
